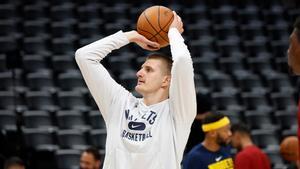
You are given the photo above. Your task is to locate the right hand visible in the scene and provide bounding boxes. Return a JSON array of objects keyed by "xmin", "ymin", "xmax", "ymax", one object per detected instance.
[
  {"xmin": 169, "ymin": 11, "xmax": 184, "ymax": 34},
  {"xmin": 125, "ymin": 31, "xmax": 160, "ymax": 51}
]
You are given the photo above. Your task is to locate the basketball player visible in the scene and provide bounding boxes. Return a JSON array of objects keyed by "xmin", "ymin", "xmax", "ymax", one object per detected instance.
[
  {"xmin": 231, "ymin": 123, "xmax": 271, "ymax": 169},
  {"xmin": 288, "ymin": 16, "xmax": 300, "ymax": 168},
  {"xmin": 75, "ymin": 11, "xmax": 196, "ymax": 169},
  {"xmin": 182, "ymin": 113, "xmax": 233, "ymax": 169}
]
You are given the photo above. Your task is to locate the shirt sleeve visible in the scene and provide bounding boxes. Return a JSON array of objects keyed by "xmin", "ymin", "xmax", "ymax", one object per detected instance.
[
  {"xmin": 75, "ymin": 31, "xmax": 130, "ymax": 123},
  {"xmin": 168, "ymin": 28, "xmax": 197, "ymax": 154}
]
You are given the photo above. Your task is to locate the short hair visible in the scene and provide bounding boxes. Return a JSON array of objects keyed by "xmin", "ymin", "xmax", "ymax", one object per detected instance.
[
  {"xmin": 231, "ymin": 123, "xmax": 250, "ymax": 136},
  {"xmin": 294, "ymin": 17, "xmax": 300, "ymax": 40},
  {"xmin": 4, "ymin": 157, "xmax": 24, "ymax": 169},
  {"xmin": 146, "ymin": 53, "xmax": 173, "ymax": 75},
  {"xmin": 83, "ymin": 147, "xmax": 101, "ymax": 161},
  {"xmin": 202, "ymin": 113, "xmax": 225, "ymax": 125}
]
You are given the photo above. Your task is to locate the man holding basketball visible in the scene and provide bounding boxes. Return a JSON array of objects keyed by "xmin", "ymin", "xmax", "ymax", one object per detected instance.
[
  {"xmin": 75, "ymin": 11, "xmax": 196, "ymax": 169},
  {"xmin": 288, "ymin": 16, "xmax": 300, "ymax": 168}
]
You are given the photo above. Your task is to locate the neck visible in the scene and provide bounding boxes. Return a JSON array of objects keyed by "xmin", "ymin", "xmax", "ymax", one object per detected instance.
[
  {"xmin": 240, "ymin": 137, "xmax": 254, "ymax": 150},
  {"xmin": 142, "ymin": 91, "xmax": 168, "ymax": 106},
  {"xmin": 202, "ymin": 137, "xmax": 221, "ymax": 152}
]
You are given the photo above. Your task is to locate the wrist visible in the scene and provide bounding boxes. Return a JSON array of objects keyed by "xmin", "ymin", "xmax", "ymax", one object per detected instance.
[{"xmin": 124, "ymin": 31, "xmax": 137, "ymax": 43}]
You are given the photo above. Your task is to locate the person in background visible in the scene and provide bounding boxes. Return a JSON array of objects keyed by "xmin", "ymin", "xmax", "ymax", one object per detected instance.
[
  {"xmin": 287, "ymin": 16, "xmax": 300, "ymax": 167},
  {"xmin": 231, "ymin": 123, "xmax": 271, "ymax": 169},
  {"xmin": 183, "ymin": 113, "xmax": 233, "ymax": 169},
  {"xmin": 4, "ymin": 157, "xmax": 25, "ymax": 169},
  {"xmin": 80, "ymin": 147, "xmax": 102, "ymax": 169}
]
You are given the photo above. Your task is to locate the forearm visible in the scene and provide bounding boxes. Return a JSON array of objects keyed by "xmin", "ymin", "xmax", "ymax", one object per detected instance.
[
  {"xmin": 75, "ymin": 30, "xmax": 129, "ymax": 62},
  {"xmin": 169, "ymin": 28, "xmax": 196, "ymax": 122},
  {"xmin": 75, "ymin": 31, "xmax": 130, "ymax": 121}
]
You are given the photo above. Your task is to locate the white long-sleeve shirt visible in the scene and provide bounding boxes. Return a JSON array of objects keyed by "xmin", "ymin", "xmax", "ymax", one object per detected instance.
[{"xmin": 75, "ymin": 28, "xmax": 196, "ymax": 169}]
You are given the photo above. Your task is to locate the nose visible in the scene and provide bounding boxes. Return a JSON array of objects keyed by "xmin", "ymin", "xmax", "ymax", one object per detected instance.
[{"xmin": 136, "ymin": 69, "xmax": 143, "ymax": 78}]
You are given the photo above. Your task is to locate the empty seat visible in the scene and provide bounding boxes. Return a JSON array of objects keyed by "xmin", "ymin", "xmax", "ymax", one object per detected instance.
[
  {"xmin": 190, "ymin": 36, "xmax": 215, "ymax": 56},
  {"xmin": 23, "ymin": 110, "xmax": 54, "ymax": 128},
  {"xmin": 0, "ymin": 19, "xmax": 16, "ymax": 36},
  {"xmin": 23, "ymin": 19, "xmax": 49, "ymax": 36},
  {"xmin": 251, "ymin": 129, "xmax": 279, "ymax": 148},
  {"xmin": 24, "ymin": 3, "xmax": 48, "ymax": 20},
  {"xmin": 52, "ymin": 55, "xmax": 77, "ymax": 72},
  {"xmin": 212, "ymin": 92, "xmax": 240, "ymax": 110},
  {"xmin": 0, "ymin": 54, "xmax": 6, "ymax": 71},
  {"xmin": 0, "ymin": 36, "xmax": 17, "ymax": 52},
  {"xmin": 233, "ymin": 70, "xmax": 266, "ymax": 92},
  {"xmin": 26, "ymin": 91, "xmax": 57, "ymax": 111},
  {"xmin": 78, "ymin": 21, "xmax": 102, "ymax": 38},
  {"xmin": 23, "ymin": 37, "xmax": 50, "ymax": 55},
  {"xmin": 77, "ymin": 5, "xmax": 100, "ymax": 22},
  {"xmin": 264, "ymin": 72, "xmax": 293, "ymax": 92},
  {"xmin": 219, "ymin": 56, "xmax": 245, "ymax": 73},
  {"xmin": 0, "ymin": 110, "xmax": 16, "ymax": 130},
  {"xmin": 52, "ymin": 37, "xmax": 76, "ymax": 55},
  {"xmin": 216, "ymin": 36, "xmax": 241, "ymax": 55},
  {"xmin": 27, "ymin": 70, "xmax": 55, "ymax": 91},
  {"xmin": 275, "ymin": 110, "xmax": 297, "ymax": 130},
  {"xmin": 50, "ymin": 3, "xmax": 76, "ymax": 21},
  {"xmin": 55, "ymin": 149, "xmax": 81, "ymax": 169},
  {"xmin": 241, "ymin": 92, "xmax": 270, "ymax": 110},
  {"xmin": 271, "ymin": 92, "xmax": 297, "ymax": 110},
  {"xmin": 57, "ymin": 129, "xmax": 88, "ymax": 150},
  {"xmin": 51, "ymin": 20, "xmax": 76, "ymax": 37},
  {"xmin": 58, "ymin": 71, "xmax": 86, "ymax": 91},
  {"xmin": 23, "ymin": 127, "xmax": 58, "ymax": 150},
  {"xmin": 247, "ymin": 55, "xmax": 273, "ymax": 73},
  {"xmin": 244, "ymin": 111, "xmax": 274, "ymax": 129},
  {"xmin": 23, "ymin": 54, "xmax": 49, "ymax": 72},
  {"xmin": 89, "ymin": 110, "xmax": 106, "ymax": 129},
  {"xmin": 57, "ymin": 91, "xmax": 88, "ymax": 110},
  {"xmin": 0, "ymin": 91, "xmax": 23, "ymax": 110},
  {"xmin": 90, "ymin": 129, "xmax": 106, "ymax": 149},
  {"xmin": 56, "ymin": 110, "xmax": 89, "ymax": 130},
  {"xmin": 193, "ymin": 57, "xmax": 217, "ymax": 74},
  {"xmin": 0, "ymin": 70, "xmax": 23, "ymax": 90},
  {"xmin": 207, "ymin": 71, "xmax": 234, "ymax": 92}
]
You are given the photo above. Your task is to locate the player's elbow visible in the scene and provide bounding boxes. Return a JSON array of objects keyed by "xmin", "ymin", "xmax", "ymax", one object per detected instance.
[{"xmin": 75, "ymin": 48, "xmax": 85, "ymax": 61}]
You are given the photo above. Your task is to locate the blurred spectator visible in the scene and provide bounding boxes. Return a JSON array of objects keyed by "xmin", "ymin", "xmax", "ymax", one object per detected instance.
[
  {"xmin": 80, "ymin": 147, "xmax": 101, "ymax": 169},
  {"xmin": 231, "ymin": 123, "xmax": 271, "ymax": 169},
  {"xmin": 183, "ymin": 113, "xmax": 233, "ymax": 169},
  {"xmin": 4, "ymin": 157, "xmax": 25, "ymax": 169}
]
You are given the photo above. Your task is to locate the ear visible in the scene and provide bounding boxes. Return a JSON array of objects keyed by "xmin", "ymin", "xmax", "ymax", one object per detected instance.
[{"xmin": 161, "ymin": 75, "xmax": 171, "ymax": 88}]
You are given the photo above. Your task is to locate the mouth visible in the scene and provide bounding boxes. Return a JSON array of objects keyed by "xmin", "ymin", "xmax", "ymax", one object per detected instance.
[{"xmin": 137, "ymin": 79, "xmax": 145, "ymax": 85}]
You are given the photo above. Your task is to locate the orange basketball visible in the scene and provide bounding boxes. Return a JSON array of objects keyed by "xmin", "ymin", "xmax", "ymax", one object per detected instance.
[
  {"xmin": 280, "ymin": 136, "xmax": 299, "ymax": 162},
  {"xmin": 137, "ymin": 6, "xmax": 174, "ymax": 48}
]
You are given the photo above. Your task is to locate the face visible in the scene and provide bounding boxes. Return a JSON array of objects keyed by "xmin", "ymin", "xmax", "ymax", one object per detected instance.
[
  {"xmin": 80, "ymin": 152, "xmax": 100, "ymax": 169},
  {"xmin": 215, "ymin": 124, "xmax": 232, "ymax": 146},
  {"xmin": 230, "ymin": 132, "xmax": 242, "ymax": 150},
  {"xmin": 7, "ymin": 165, "xmax": 25, "ymax": 169},
  {"xmin": 135, "ymin": 58, "xmax": 170, "ymax": 95},
  {"xmin": 288, "ymin": 29, "xmax": 300, "ymax": 75}
]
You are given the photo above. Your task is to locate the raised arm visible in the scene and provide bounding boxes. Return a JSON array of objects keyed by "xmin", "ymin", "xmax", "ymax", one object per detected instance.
[
  {"xmin": 75, "ymin": 31, "xmax": 130, "ymax": 122},
  {"xmin": 75, "ymin": 31, "xmax": 160, "ymax": 122},
  {"xmin": 169, "ymin": 12, "xmax": 197, "ymax": 125}
]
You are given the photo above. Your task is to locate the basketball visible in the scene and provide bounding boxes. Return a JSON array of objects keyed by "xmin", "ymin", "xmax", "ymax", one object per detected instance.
[
  {"xmin": 280, "ymin": 136, "xmax": 299, "ymax": 162},
  {"xmin": 137, "ymin": 6, "xmax": 174, "ymax": 48}
]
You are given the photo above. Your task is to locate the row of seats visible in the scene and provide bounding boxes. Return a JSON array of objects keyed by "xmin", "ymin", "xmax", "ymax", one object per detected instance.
[{"xmin": 0, "ymin": 110, "xmax": 105, "ymax": 130}]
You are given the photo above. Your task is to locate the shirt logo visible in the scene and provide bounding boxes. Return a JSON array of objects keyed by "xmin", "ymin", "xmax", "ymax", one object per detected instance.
[
  {"xmin": 215, "ymin": 156, "xmax": 222, "ymax": 162},
  {"xmin": 128, "ymin": 121, "xmax": 146, "ymax": 131}
]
